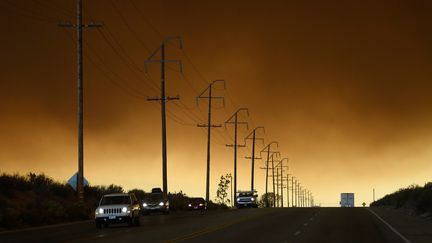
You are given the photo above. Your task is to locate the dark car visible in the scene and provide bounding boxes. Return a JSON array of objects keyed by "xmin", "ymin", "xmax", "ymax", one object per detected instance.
[
  {"xmin": 187, "ymin": 197, "xmax": 207, "ymax": 210},
  {"xmin": 141, "ymin": 188, "xmax": 169, "ymax": 215}
]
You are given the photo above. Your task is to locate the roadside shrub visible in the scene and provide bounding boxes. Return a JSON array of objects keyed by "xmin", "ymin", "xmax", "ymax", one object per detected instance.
[
  {"xmin": 0, "ymin": 173, "xmax": 125, "ymax": 230},
  {"xmin": 2, "ymin": 207, "xmax": 22, "ymax": 228},
  {"xmin": 168, "ymin": 191, "xmax": 189, "ymax": 210},
  {"xmin": 371, "ymin": 182, "xmax": 432, "ymax": 215},
  {"xmin": 0, "ymin": 172, "xmax": 229, "ymax": 230},
  {"xmin": 207, "ymin": 200, "xmax": 229, "ymax": 210}
]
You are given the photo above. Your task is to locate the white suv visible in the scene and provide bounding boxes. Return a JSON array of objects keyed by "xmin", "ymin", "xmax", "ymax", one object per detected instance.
[
  {"xmin": 236, "ymin": 191, "xmax": 258, "ymax": 208},
  {"xmin": 95, "ymin": 193, "xmax": 141, "ymax": 228}
]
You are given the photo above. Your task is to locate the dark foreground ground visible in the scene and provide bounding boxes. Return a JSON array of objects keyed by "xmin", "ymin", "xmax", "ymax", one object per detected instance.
[{"xmin": 1, "ymin": 207, "xmax": 431, "ymax": 243}]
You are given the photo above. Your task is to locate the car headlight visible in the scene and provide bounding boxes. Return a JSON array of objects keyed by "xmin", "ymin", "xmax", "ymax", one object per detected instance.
[
  {"xmin": 98, "ymin": 208, "xmax": 104, "ymax": 214},
  {"xmin": 159, "ymin": 202, "xmax": 164, "ymax": 206},
  {"xmin": 251, "ymin": 198, "xmax": 255, "ymax": 201},
  {"xmin": 122, "ymin": 207, "xmax": 128, "ymax": 213},
  {"xmin": 199, "ymin": 203, "xmax": 203, "ymax": 206},
  {"xmin": 143, "ymin": 203, "xmax": 148, "ymax": 207},
  {"xmin": 188, "ymin": 204, "xmax": 192, "ymax": 207},
  {"xmin": 237, "ymin": 198, "xmax": 240, "ymax": 202}
]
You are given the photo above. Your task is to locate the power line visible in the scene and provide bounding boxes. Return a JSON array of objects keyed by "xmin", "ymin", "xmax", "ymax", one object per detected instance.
[
  {"xmin": 63, "ymin": 28, "xmax": 193, "ymax": 128},
  {"xmin": 95, "ymin": 26, "xmax": 160, "ymax": 92},
  {"xmin": 180, "ymin": 49, "xmax": 209, "ymax": 86},
  {"xmin": 32, "ymin": 0, "xmax": 75, "ymax": 19},
  {"xmin": 109, "ymin": 0, "xmax": 151, "ymax": 53},
  {"xmin": 128, "ymin": 0, "xmax": 165, "ymax": 39},
  {"xmin": 1, "ymin": 0, "xmax": 58, "ymax": 23},
  {"xmin": 110, "ymin": 1, "xmax": 249, "ymax": 148}
]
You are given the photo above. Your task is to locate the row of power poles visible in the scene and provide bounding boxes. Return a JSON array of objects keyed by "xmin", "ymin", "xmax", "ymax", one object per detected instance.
[
  {"xmin": 257, "ymin": 142, "xmax": 315, "ymax": 208},
  {"xmin": 65, "ymin": 1, "xmax": 316, "ymax": 206}
]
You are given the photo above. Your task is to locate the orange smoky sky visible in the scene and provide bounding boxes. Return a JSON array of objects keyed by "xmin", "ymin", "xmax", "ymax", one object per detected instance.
[{"xmin": 1, "ymin": 0, "xmax": 432, "ymax": 206}]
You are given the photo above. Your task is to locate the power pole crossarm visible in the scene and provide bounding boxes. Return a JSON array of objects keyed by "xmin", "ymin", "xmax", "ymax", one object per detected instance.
[
  {"xmin": 147, "ymin": 95, "xmax": 180, "ymax": 102},
  {"xmin": 197, "ymin": 124, "xmax": 222, "ymax": 128},
  {"xmin": 226, "ymin": 144, "xmax": 246, "ymax": 147}
]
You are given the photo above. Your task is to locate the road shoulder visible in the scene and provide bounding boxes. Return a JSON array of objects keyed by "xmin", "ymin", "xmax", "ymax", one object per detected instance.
[{"xmin": 370, "ymin": 207, "xmax": 432, "ymax": 243}]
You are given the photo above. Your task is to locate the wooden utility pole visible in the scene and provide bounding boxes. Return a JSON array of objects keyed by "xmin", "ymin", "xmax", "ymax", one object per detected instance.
[
  {"xmin": 286, "ymin": 174, "xmax": 290, "ymax": 207},
  {"xmin": 145, "ymin": 37, "xmax": 182, "ymax": 194},
  {"xmin": 299, "ymin": 185, "xmax": 302, "ymax": 207},
  {"xmin": 59, "ymin": 0, "xmax": 102, "ymax": 201},
  {"xmin": 197, "ymin": 80, "xmax": 225, "ymax": 203},
  {"xmin": 260, "ymin": 142, "xmax": 278, "ymax": 207},
  {"xmin": 302, "ymin": 189, "xmax": 306, "ymax": 207},
  {"xmin": 301, "ymin": 187, "xmax": 304, "ymax": 207},
  {"xmin": 245, "ymin": 127, "xmax": 264, "ymax": 192},
  {"xmin": 296, "ymin": 181, "xmax": 300, "ymax": 207},
  {"xmin": 291, "ymin": 176, "xmax": 295, "ymax": 207},
  {"xmin": 76, "ymin": 0, "xmax": 84, "ymax": 202},
  {"xmin": 276, "ymin": 167, "xmax": 279, "ymax": 207},
  {"xmin": 276, "ymin": 158, "xmax": 288, "ymax": 208},
  {"xmin": 226, "ymin": 108, "xmax": 248, "ymax": 205},
  {"xmin": 271, "ymin": 153, "xmax": 276, "ymax": 207}
]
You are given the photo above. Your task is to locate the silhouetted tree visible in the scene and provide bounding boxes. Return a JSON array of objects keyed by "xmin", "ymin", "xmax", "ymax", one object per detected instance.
[
  {"xmin": 216, "ymin": 174, "xmax": 230, "ymax": 205},
  {"xmin": 259, "ymin": 193, "xmax": 276, "ymax": 208},
  {"xmin": 128, "ymin": 189, "xmax": 146, "ymax": 200}
]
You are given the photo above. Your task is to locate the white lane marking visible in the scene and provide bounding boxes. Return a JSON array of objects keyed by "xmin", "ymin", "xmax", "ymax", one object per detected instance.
[
  {"xmin": 97, "ymin": 234, "xmax": 105, "ymax": 238},
  {"xmin": 303, "ymin": 223, "xmax": 308, "ymax": 226},
  {"xmin": 367, "ymin": 208, "xmax": 413, "ymax": 243},
  {"xmin": 294, "ymin": 231, "xmax": 301, "ymax": 236}
]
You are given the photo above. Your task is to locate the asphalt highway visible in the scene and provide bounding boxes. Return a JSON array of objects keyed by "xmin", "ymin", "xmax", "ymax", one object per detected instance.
[{"xmin": 0, "ymin": 207, "xmax": 423, "ymax": 243}]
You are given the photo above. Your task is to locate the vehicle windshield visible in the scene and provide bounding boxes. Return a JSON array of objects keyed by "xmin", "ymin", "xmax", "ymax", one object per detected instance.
[
  {"xmin": 190, "ymin": 198, "xmax": 205, "ymax": 203},
  {"xmin": 100, "ymin": 195, "xmax": 130, "ymax": 205},
  {"xmin": 149, "ymin": 193, "xmax": 164, "ymax": 200},
  {"xmin": 143, "ymin": 193, "xmax": 165, "ymax": 203},
  {"xmin": 238, "ymin": 192, "xmax": 253, "ymax": 197}
]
